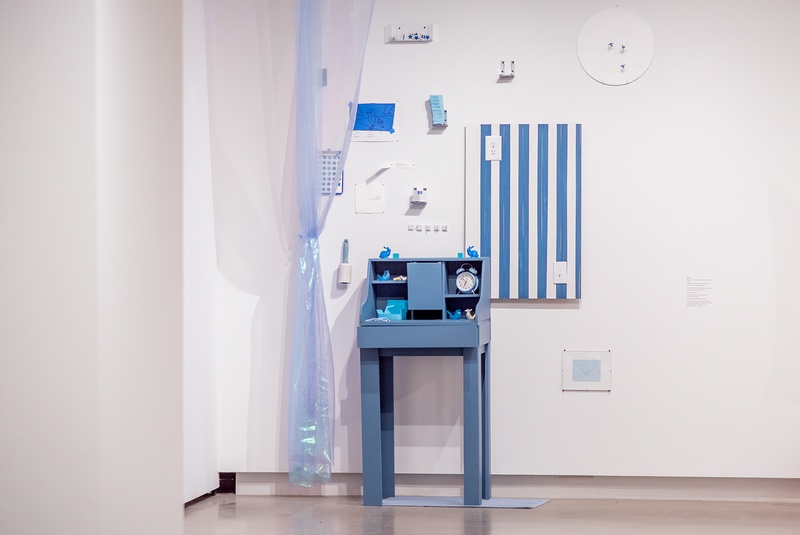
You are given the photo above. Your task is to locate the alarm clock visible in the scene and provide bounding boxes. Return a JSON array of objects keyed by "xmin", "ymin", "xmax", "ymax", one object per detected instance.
[{"xmin": 455, "ymin": 263, "xmax": 479, "ymax": 294}]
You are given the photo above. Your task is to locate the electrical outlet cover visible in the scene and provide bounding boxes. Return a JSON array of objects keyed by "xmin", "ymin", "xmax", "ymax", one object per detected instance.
[{"xmin": 485, "ymin": 135, "xmax": 502, "ymax": 161}]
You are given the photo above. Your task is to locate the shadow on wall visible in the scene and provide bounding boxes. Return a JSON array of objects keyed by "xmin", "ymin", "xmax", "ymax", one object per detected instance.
[
  {"xmin": 332, "ymin": 274, "xmax": 464, "ymax": 476},
  {"xmin": 210, "ymin": 134, "xmax": 298, "ymax": 470},
  {"xmin": 333, "ymin": 277, "xmax": 368, "ymax": 474}
]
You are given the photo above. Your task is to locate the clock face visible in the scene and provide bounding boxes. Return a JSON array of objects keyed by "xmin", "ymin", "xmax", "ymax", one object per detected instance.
[{"xmin": 456, "ymin": 271, "xmax": 478, "ymax": 293}]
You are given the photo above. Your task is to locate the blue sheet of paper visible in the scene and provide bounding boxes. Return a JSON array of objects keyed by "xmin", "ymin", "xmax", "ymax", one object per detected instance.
[{"xmin": 354, "ymin": 103, "xmax": 395, "ymax": 133}]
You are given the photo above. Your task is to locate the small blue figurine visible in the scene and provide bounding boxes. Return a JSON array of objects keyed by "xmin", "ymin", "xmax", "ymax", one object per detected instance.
[
  {"xmin": 467, "ymin": 245, "xmax": 478, "ymax": 258},
  {"xmin": 379, "ymin": 246, "xmax": 391, "ymax": 258},
  {"xmin": 377, "ymin": 270, "xmax": 391, "ymax": 281},
  {"xmin": 447, "ymin": 309, "xmax": 462, "ymax": 320}
]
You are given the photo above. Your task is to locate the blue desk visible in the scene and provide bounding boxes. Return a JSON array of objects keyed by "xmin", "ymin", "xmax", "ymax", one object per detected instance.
[{"xmin": 357, "ymin": 258, "xmax": 492, "ymax": 506}]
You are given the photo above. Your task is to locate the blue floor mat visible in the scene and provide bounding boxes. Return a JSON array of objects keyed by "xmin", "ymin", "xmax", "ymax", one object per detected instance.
[{"xmin": 382, "ymin": 496, "xmax": 549, "ymax": 508}]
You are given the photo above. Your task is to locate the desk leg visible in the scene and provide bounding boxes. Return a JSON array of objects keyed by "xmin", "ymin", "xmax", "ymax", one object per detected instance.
[
  {"xmin": 463, "ymin": 347, "xmax": 483, "ymax": 505},
  {"xmin": 482, "ymin": 344, "xmax": 491, "ymax": 500},
  {"xmin": 379, "ymin": 355, "xmax": 395, "ymax": 500},
  {"xmin": 360, "ymin": 349, "xmax": 385, "ymax": 506}
]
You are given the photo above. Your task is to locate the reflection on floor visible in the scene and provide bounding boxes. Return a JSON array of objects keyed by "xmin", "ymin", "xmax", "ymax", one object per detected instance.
[{"xmin": 184, "ymin": 494, "xmax": 800, "ymax": 535}]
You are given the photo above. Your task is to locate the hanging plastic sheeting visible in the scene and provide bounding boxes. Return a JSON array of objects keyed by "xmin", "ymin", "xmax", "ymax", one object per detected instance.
[{"xmin": 288, "ymin": 0, "xmax": 374, "ymax": 486}]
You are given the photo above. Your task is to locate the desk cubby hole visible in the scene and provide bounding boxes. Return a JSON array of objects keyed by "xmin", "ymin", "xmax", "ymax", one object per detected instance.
[
  {"xmin": 410, "ymin": 309, "xmax": 444, "ymax": 320},
  {"xmin": 444, "ymin": 260, "xmax": 483, "ymax": 295},
  {"xmin": 371, "ymin": 261, "xmax": 408, "ymax": 280},
  {"xmin": 445, "ymin": 295, "xmax": 480, "ymax": 319}
]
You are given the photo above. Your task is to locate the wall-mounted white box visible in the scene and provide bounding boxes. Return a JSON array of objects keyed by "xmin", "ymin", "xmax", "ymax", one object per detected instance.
[
  {"xmin": 410, "ymin": 187, "xmax": 428, "ymax": 205},
  {"xmin": 385, "ymin": 23, "xmax": 434, "ymax": 43}
]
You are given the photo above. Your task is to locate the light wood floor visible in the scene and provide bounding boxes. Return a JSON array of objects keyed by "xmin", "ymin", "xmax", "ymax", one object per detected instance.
[{"xmin": 184, "ymin": 494, "xmax": 800, "ymax": 534}]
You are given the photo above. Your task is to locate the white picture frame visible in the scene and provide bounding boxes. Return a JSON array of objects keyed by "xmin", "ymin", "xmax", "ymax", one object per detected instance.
[{"xmin": 562, "ymin": 350, "xmax": 612, "ymax": 391}]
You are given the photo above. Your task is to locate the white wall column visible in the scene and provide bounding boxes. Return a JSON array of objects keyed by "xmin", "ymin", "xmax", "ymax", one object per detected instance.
[
  {"xmin": 0, "ymin": 2, "xmax": 100, "ymax": 532},
  {"xmin": 96, "ymin": 0, "xmax": 184, "ymax": 532},
  {"xmin": 0, "ymin": 0, "xmax": 184, "ymax": 532}
]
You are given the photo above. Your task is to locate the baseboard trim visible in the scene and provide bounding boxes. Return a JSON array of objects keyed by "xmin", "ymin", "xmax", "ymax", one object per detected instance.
[
  {"xmin": 235, "ymin": 473, "xmax": 800, "ymax": 503},
  {"xmin": 184, "ymin": 491, "xmax": 216, "ymax": 508}
]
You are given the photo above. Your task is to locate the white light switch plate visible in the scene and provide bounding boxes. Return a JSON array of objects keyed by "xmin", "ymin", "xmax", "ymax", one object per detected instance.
[{"xmin": 554, "ymin": 261, "xmax": 568, "ymax": 283}]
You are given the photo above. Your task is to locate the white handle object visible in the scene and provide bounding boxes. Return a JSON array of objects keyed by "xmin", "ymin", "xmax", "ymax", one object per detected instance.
[{"xmin": 338, "ymin": 263, "xmax": 352, "ymax": 284}]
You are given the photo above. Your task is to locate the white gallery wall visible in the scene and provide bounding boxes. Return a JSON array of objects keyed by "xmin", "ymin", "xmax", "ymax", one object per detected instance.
[
  {"xmin": 205, "ymin": 0, "xmax": 800, "ymax": 480},
  {"xmin": 1, "ymin": 1, "xmax": 184, "ymax": 532}
]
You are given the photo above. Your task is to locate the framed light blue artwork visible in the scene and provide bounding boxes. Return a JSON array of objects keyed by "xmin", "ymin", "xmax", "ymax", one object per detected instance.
[{"xmin": 562, "ymin": 350, "xmax": 611, "ymax": 391}]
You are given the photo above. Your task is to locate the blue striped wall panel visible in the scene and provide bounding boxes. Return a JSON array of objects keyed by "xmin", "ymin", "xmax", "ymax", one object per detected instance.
[{"xmin": 465, "ymin": 124, "xmax": 582, "ymax": 300}]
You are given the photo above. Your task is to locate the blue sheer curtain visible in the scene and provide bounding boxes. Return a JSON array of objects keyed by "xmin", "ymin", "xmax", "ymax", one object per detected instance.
[{"xmin": 288, "ymin": 0, "xmax": 374, "ymax": 486}]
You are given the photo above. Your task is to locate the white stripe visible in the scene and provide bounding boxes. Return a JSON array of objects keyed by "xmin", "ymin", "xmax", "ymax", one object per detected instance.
[
  {"xmin": 528, "ymin": 125, "xmax": 539, "ymax": 299},
  {"xmin": 566, "ymin": 125, "xmax": 577, "ymax": 299},
  {"xmin": 546, "ymin": 125, "xmax": 557, "ymax": 299},
  {"xmin": 508, "ymin": 125, "xmax": 519, "ymax": 299},
  {"xmin": 490, "ymin": 124, "xmax": 500, "ymax": 299}
]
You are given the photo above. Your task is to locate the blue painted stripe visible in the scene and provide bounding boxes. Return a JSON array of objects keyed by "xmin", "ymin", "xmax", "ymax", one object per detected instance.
[
  {"xmin": 536, "ymin": 124, "xmax": 548, "ymax": 299},
  {"xmin": 498, "ymin": 124, "xmax": 511, "ymax": 299},
  {"xmin": 556, "ymin": 124, "xmax": 568, "ymax": 299},
  {"xmin": 575, "ymin": 124, "xmax": 582, "ymax": 299},
  {"xmin": 517, "ymin": 124, "xmax": 530, "ymax": 299},
  {"xmin": 480, "ymin": 125, "xmax": 492, "ymax": 259}
]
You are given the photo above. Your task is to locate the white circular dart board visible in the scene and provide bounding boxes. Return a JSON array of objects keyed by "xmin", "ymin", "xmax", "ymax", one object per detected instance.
[{"xmin": 577, "ymin": 7, "xmax": 655, "ymax": 86}]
